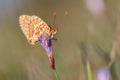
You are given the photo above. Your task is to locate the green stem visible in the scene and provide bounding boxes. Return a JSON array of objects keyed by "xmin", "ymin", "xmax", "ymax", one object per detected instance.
[
  {"xmin": 86, "ymin": 60, "xmax": 93, "ymax": 80},
  {"xmin": 54, "ymin": 70, "xmax": 60, "ymax": 80}
]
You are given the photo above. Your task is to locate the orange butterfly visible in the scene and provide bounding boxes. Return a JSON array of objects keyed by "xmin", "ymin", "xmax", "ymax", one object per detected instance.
[{"xmin": 19, "ymin": 15, "xmax": 58, "ymax": 69}]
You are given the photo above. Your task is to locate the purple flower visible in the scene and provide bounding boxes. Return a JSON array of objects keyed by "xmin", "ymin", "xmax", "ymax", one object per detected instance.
[
  {"xmin": 38, "ymin": 34, "xmax": 55, "ymax": 69},
  {"xmin": 38, "ymin": 34, "xmax": 52, "ymax": 55},
  {"xmin": 96, "ymin": 67, "xmax": 111, "ymax": 80},
  {"xmin": 84, "ymin": 0, "xmax": 106, "ymax": 17}
]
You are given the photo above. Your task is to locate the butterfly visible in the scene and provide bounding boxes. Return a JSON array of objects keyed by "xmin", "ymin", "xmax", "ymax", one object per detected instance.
[{"xmin": 19, "ymin": 15, "xmax": 58, "ymax": 69}]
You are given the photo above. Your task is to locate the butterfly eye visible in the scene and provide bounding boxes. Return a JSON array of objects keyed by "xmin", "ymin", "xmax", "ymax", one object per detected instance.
[
  {"xmin": 53, "ymin": 27, "xmax": 58, "ymax": 35},
  {"xmin": 53, "ymin": 30, "xmax": 57, "ymax": 35}
]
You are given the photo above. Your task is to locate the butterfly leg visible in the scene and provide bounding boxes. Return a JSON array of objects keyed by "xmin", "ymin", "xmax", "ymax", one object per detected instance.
[{"xmin": 52, "ymin": 37, "xmax": 57, "ymax": 41}]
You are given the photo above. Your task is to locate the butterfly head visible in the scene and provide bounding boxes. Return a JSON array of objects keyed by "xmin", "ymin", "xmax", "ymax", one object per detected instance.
[{"xmin": 49, "ymin": 26, "xmax": 58, "ymax": 38}]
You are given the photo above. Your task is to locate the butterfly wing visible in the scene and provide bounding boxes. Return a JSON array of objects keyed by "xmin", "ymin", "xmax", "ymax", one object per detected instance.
[
  {"xmin": 19, "ymin": 15, "xmax": 31, "ymax": 40},
  {"xmin": 19, "ymin": 15, "xmax": 48, "ymax": 44}
]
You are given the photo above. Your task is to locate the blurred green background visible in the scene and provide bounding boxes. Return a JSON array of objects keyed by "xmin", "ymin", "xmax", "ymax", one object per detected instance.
[{"xmin": 0, "ymin": 0, "xmax": 120, "ymax": 80}]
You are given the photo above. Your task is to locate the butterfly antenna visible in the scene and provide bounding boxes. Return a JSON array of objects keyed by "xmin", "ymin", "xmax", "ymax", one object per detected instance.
[
  {"xmin": 52, "ymin": 12, "xmax": 58, "ymax": 41},
  {"xmin": 53, "ymin": 12, "xmax": 56, "ymax": 26}
]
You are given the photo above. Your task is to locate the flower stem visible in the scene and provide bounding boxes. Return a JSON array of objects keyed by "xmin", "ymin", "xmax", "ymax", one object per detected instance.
[
  {"xmin": 53, "ymin": 70, "xmax": 60, "ymax": 80},
  {"xmin": 86, "ymin": 60, "xmax": 93, "ymax": 80}
]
